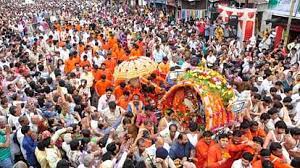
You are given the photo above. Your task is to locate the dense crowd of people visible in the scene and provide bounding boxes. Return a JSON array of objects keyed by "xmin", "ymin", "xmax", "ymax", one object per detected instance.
[{"xmin": 0, "ymin": 0, "xmax": 300, "ymax": 168}]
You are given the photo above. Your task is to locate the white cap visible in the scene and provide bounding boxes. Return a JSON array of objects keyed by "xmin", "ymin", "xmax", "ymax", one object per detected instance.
[
  {"xmin": 100, "ymin": 160, "xmax": 113, "ymax": 168},
  {"xmin": 257, "ymin": 77, "xmax": 263, "ymax": 82}
]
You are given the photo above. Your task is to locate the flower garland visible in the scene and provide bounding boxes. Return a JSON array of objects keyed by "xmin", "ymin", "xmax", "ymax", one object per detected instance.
[{"xmin": 181, "ymin": 68, "xmax": 235, "ymax": 105}]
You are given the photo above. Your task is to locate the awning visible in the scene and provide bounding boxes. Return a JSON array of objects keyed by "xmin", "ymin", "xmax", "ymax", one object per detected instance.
[
  {"xmin": 234, "ymin": 0, "xmax": 256, "ymax": 3},
  {"xmin": 268, "ymin": 16, "xmax": 300, "ymax": 32},
  {"xmin": 151, "ymin": 0, "xmax": 167, "ymax": 4},
  {"xmin": 167, "ymin": 0, "xmax": 176, "ymax": 6}
]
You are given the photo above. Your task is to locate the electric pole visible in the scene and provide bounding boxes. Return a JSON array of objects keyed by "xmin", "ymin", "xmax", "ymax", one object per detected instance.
[{"xmin": 284, "ymin": 0, "xmax": 296, "ymax": 47}]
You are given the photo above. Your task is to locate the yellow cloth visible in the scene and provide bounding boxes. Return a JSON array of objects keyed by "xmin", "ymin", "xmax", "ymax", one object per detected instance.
[{"xmin": 35, "ymin": 148, "xmax": 50, "ymax": 168}]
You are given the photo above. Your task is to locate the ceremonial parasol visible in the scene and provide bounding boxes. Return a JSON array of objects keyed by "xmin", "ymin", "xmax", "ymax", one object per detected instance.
[{"xmin": 113, "ymin": 56, "xmax": 158, "ymax": 80}]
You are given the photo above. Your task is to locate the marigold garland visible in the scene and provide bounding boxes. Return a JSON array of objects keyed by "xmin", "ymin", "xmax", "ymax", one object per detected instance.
[
  {"xmin": 160, "ymin": 68, "xmax": 236, "ymax": 130},
  {"xmin": 181, "ymin": 68, "xmax": 235, "ymax": 105}
]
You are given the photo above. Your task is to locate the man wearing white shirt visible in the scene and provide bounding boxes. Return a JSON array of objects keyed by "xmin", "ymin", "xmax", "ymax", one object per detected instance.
[
  {"xmin": 92, "ymin": 54, "xmax": 105, "ymax": 66},
  {"xmin": 97, "ymin": 88, "xmax": 116, "ymax": 113},
  {"xmin": 16, "ymin": 116, "xmax": 31, "ymax": 161},
  {"xmin": 145, "ymin": 137, "xmax": 170, "ymax": 158},
  {"xmin": 206, "ymin": 50, "xmax": 216, "ymax": 68},
  {"xmin": 102, "ymin": 101, "xmax": 124, "ymax": 126},
  {"xmin": 231, "ymin": 152, "xmax": 253, "ymax": 168},
  {"xmin": 81, "ymin": 47, "xmax": 93, "ymax": 63},
  {"xmin": 160, "ymin": 124, "xmax": 180, "ymax": 146},
  {"xmin": 80, "ymin": 67, "xmax": 94, "ymax": 89},
  {"xmin": 59, "ymin": 45, "xmax": 70, "ymax": 62},
  {"xmin": 153, "ymin": 45, "xmax": 166, "ymax": 63},
  {"xmin": 8, "ymin": 106, "xmax": 22, "ymax": 130},
  {"xmin": 261, "ymin": 75, "xmax": 273, "ymax": 95},
  {"xmin": 254, "ymin": 77, "xmax": 264, "ymax": 94}
]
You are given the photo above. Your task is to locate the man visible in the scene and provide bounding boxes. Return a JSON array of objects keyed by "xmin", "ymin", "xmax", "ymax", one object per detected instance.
[
  {"xmin": 261, "ymin": 73, "xmax": 273, "ymax": 95},
  {"xmin": 227, "ymin": 130, "xmax": 253, "ymax": 166},
  {"xmin": 59, "ymin": 44, "xmax": 70, "ymax": 62},
  {"xmin": 158, "ymin": 109, "xmax": 178, "ymax": 132},
  {"xmin": 254, "ymin": 77, "xmax": 264, "ymax": 95},
  {"xmin": 127, "ymin": 94, "xmax": 143, "ymax": 116},
  {"xmin": 102, "ymin": 101, "xmax": 124, "ymax": 126},
  {"xmin": 231, "ymin": 152, "xmax": 253, "ymax": 168},
  {"xmin": 207, "ymin": 133, "xmax": 230, "ymax": 168},
  {"xmin": 195, "ymin": 131, "xmax": 215, "ymax": 168},
  {"xmin": 158, "ymin": 57, "xmax": 170, "ymax": 78},
  {"xmin": 114, "ymin": 82, "xmax": 126, "ymax": 100},
  {"xmin": 80, "ymin": 55, "xmax": 91, "ymax": 68},
  {"xmin": 94, "ymin": 75, "xmax": 112, "ymax": 97},
  {"xmin": 64, "ymin": 54, "xmax": 77, "ymax": 74},
  {"xmin": 7, "ymin": 105, "xmax": 22, "ymax": 130},
  {"xmin": 78, "ymin": 154, "xmax": 94, "ymax": 168},
  {"xmin": 160, "ymin": 124, "xmax": 180, "ymax": 146},
  {"xmin": 80, "ymin": 65, "xmax": 94, "ymax": 89},
  {"xmin": 92, "ymin": 52, "xmax": 105, "ymax": 66},
  {"xmin": 169, "ymin": 133, "xmax": 194, "ymax": 160},
  {"xmin": 252, "ymin": 149, "xmax": 271, "ymax": 168},
  {"xmin": 240, "ymin": 121, "xmax": 253, "ymax": 141},
  {"xmin": 0, "ymin": 116, "xmax": 13, "ymax": 168},
  {"xmin": 206, "ymin": 50, "xmax": 216, "ymax": 68},
  {"xmin": 69, "ymin": 139, "xmax": 82, "ymax": 167},
  {"xmin": 117, "ymin": 91, "xmax": 130, "ymax": 110},
  {"xmin": 93, "ymin": 63, "xmax": 112, "ymax": 81},
  {"xmin": 269, "ymin": 142, "xmax": 291, "ymax": 168},
  {"xmin": 250, "ymin": 121, "xmax": 266, "ymax": 138},
  {"xmin": 145, "ymin": 136, "xmax": 170, "ymax": 158},
  {"xmin": 266, "ymin": 108, "xmax": 281, "ymax": 132},
  {"xmin": 153, "ymin": 45, "xmax": 165, "ymax": 63},
  {"xmin": 21, "ymin": 125, "xmax": 38, "ymax": 167},
  {"xmin": 17, "ymin": 116, "xmax": 31, "ymax": 161},
  {"xmin": 263, "ymin": 120, "xmax": 288, "ymax": 149},
  {"xmin": 97, "ymin": 88, "xmax": 116, "ymax": 113},
  {"xmin": 288, "ymin": 127, "xmax": 300, "ymax": 158},
  {"xmin": 259, "ymin": 113, "xmax": 272, "ymax": 133},
  {"xmin": 133, "ymin": 138, "xmax": 147, "ymax": 162},
  {"xmin": 136, "ymin": 105, "xmax": 157, "ymax": 127},
  {"xmin": 288, "ymin": 48, "xmax": 300, "ymax": 64}
]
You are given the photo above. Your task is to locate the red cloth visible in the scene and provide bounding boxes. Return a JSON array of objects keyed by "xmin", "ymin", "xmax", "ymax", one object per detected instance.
[
  {"xmin": 196, "ymin": 139, "xmax": 215, "ymax": 168},
  {"xmin": 244, "ymin": 21, "xmax": 254, "ymax": 41},
  {"xmin": 274, "ymin": 26, "xmax": 284, "ymax": 48}
]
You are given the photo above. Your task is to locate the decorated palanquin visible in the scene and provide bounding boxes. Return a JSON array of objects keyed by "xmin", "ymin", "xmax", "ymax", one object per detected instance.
[{"xmin": 159, "ymin": 68, "xmax": 236, "ymax": 131}]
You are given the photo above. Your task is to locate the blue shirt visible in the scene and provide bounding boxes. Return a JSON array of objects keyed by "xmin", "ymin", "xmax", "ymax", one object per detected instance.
[
  {"xmin": 169, "ymin": 141, "xmax": 194, "ymax": 160},
  {"xmin": 22, "ymin": 135, "xmax": 38, "ymax": 167},
  {"xmin": 100, "ymin": 117, "xmax": 122, "ymax": 135}
]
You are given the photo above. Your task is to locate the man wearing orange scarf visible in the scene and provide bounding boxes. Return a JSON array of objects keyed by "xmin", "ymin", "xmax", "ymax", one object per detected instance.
[
  {"xmin": 196, "ymin": 131, "xmax": 215, "ymax": 168},
  {"xmin": 207, "ymin": 133, "xmax": 253, "ymax": 168},
  {"xmin": 207, "ymin": 133, "xmax": 231, "ymax": 168}
]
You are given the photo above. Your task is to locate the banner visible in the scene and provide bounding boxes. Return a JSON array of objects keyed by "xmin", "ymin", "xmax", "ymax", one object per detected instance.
[
  {"xmin": 269, "ymin": 0, "xmax": 300, "ymax": 17},
  {"xmin": 218, "ymin": 5, "xmax": 257, "ymax": 41},
  {"xmin": 151, "ymin": 0, "xmax": 167, "ymax": 4}
]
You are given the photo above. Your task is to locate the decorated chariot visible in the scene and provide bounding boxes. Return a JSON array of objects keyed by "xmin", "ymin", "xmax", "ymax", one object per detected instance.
[{"xmin": 159, "ymin": 67, "xmax": 236, "ymax": 131}]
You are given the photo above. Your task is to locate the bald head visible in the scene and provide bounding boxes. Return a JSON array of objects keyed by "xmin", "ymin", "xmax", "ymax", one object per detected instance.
[
  {"xmin": 155, "ymin": 137, "xmax": 164, "ymax": 148},
  {"xmin": 284, "ymin": 137, "xmax": 296, "ymax": 150},
  {"xmin": 31, "ymin": 115, "xmax": 40, "ymax": 124},
  {"xmin": 0, "ymin": 116, "xmax": 7, "ymax": 128},
  {"xmin": 18, "ymin": 115, "xmax": 29, "ymax": 127}
]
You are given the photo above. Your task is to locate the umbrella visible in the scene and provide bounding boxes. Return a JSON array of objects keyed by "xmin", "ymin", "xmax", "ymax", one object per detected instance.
[{"xmin": 113, "ymin": 56, "xmax": 158, "ymax": 80}]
